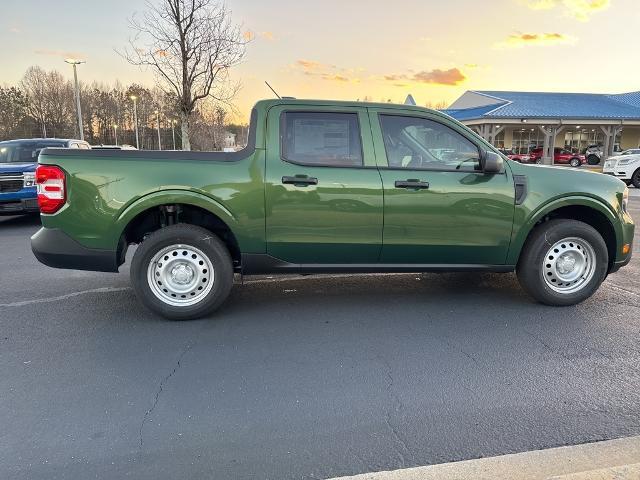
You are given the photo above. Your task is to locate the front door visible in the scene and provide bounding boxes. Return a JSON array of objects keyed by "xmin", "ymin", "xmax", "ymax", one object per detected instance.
[
  {"xmin": 370, "ymin": 109, "xmax": 515, "ymax": 265},
  {"xmin": 265, "ymin": 105, "xmax": 383, "ymax": 264}
]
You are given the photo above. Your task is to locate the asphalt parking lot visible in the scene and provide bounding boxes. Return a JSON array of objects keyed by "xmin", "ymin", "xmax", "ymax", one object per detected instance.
[{"xmin": 1, "ymin": 191, "xmax": 639, "ymax": 480}]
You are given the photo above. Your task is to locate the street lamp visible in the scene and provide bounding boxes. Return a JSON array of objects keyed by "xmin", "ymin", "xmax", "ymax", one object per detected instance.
[
  {"xmin": 65, "ymin": 58, "xmax": 86, "ymax": 141},
  {"xmin": 171, "ymin": 119, "xmax": 177, "ymax": 150},
  {"xmin": 113, "ymin": 124, "xmax": 119, "ymax": 146},
  {"xmin": 130, "ymin": 95, "xmax": 139, "ymax": 149},
  {"xmin": 155, "ymin": 110, "xmax": 162, "ymax": 150}
]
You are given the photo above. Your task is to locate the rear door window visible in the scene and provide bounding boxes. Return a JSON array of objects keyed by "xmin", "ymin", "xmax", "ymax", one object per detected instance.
[{"xmin": 280, "ymin": 111, "xmax": 363, "ymax": 167}]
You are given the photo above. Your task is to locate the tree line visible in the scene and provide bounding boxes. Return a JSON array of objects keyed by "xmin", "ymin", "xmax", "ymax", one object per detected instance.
[{"xmin": 0, "ymin": 65, "xmax": 248, "ymax": 150}]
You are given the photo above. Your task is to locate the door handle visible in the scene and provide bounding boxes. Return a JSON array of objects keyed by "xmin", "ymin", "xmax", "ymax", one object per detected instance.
[
  {"xmin": 282, "ymin": 175, "xmax": 318, "ymax": 186},
  {"xmin": 394, "ymin": 180, "xmax": 429, "ymax": 189}
]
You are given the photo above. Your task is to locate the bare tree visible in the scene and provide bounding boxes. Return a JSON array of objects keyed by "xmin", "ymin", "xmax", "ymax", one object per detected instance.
[
  {"xmin": 0, "ymin": 87, "xmax": 31, "ymax": 140},
  {"xmin": 21, "ymin": 67, "xmax": 75, "ymax": 138},
  {"xmin": 44, "ymin": 71, "xmax": 75, "ymax": 138},
  {"xmin": 21, "ymin": 66, "xmax": 49, "ymax": 137},
  {"xmin": 124, "ymin": 0, "xmax": 247, "ymax": 150}
]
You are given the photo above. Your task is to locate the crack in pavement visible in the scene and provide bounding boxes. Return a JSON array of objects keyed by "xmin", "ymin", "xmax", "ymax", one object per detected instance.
[
  {"xmin": 377, "ymin": 354, "xmax": 413, "ymax": 469},
  {"xmin": 0, "ymin": 287, "xmax": 131, "ymax": 308},
  {"xmin": 138, "ymin": 342, "xmax": 193, "ymax": 452},
  {"xmin": 443, "ymin": 338, "xmax": 486, "ymax": 371}
]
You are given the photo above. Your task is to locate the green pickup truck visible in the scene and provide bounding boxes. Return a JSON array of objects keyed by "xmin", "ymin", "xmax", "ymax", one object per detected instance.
[{"xmin": 31, "ymin": 99, "xmax": 634, "ymax": 319}]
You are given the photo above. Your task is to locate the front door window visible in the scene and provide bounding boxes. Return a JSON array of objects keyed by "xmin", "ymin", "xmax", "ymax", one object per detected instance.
[{"xmin": 379, "ymin": 115, "xmax": 481, "ymax": 171}]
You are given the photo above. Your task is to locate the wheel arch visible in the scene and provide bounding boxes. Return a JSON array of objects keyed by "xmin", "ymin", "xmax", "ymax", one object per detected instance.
[
  {"xmin": 114, "ymin": 190, "xmax": 242, "ymax": 269},
  {"xmin": 509, "ymin": 196, "xmax": 620, "ymax": 272}
]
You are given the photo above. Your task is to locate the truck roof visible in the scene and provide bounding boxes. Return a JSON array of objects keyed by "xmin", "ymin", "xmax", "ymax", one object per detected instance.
[{"xmin": 252, "ymin": 98, "xmax": 447, "ymax": 116}]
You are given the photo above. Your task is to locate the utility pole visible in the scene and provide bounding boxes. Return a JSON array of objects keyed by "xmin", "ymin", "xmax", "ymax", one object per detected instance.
[
  {"xmin": 171, "ymin": 119, "xmax": 177, "ymax": 150},
  {"xmin": 155, "ymin": 110, "xmax": 162, "ymax": 150},
  {"xmin": 65, "ymin": 59, "xmax": 86, "ymax": 140},
  {"xmin": 130, "ymin": 95, "xmax": 139, "ymax": 149}
]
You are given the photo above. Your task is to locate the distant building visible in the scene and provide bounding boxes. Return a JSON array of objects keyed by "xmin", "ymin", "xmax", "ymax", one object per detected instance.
[
  {"xmin": 444, "ymin": 90, "xmax": 640, "ymax": 162},
  {"xmin": 222, "ymin": 131, "xmax": 236, "ymax": 149}
]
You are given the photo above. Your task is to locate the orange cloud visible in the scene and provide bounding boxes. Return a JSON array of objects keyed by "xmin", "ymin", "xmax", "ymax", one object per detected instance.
[
  {"xmin": 295, "ymin": 60, "xmax": 360, "ymax": 83},
  {"xmin": 384, "ymin": 68, "xmax": 466, "ymax": 86},
  {"xmin": 495, "ymin": 32, "xmax": 576, "ymax": 48},
  {"xmin": 261, "ymin": 31, "xmax": 275, "ymax": 41},
  {"xmin": 525, "ymin": 0, "xmax": 610, "ymax": 21},
  {"xmin": 413, "ymin": 68, "xmax": 466, "ymax": 85},
  {"xmin": 296, "ymin": 59, "xmax": 322, "ymax": 70}
]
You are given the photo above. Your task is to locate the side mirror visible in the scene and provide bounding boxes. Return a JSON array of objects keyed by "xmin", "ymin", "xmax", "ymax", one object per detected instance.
[{"xmin": 483, "ymin": 151, "xmax": 504, "ymax": 173}]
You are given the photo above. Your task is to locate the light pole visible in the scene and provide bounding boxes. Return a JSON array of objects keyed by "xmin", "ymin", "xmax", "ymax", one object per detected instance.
[
  {"xmin": 171, "ymin": 119, "xmax": 177, "ymax": 150},
  {"xmin": 113, "ymin": 124, "xmax": 119, "ymax": 146},
  {"xmin": 155, "ymin": 110, "xmax": 162, "ymax": 150},
  {"xmin": 130, "ymin": 95, "xmax": 139, "ymax": 149},
  {"xmin": 65, "ymin": 58, "xmax": 85, "ymax": 140}
]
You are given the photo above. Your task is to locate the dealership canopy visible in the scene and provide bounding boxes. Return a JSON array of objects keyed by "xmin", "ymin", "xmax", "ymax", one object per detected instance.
[{"xmin": 444, "ymin": 90, "xmax": 640, "ymax": 163}]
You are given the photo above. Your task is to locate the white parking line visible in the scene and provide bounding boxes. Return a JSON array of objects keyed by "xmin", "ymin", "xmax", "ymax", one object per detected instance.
[
  {"xmin": 0, "ymin": 287, "xmax": 131, "ymax": 308},
  {"xmin": 329, "ymin": 435, "xmax": 640, "ymax": 480}
]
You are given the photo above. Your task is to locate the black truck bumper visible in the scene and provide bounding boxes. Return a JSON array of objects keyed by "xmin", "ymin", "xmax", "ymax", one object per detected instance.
[
  {"xmin": 0, "ymin": 198, "xmax": 40, "ymax": 215},
  {"xmin": 31, "ymin": 227, "xmax": 119, "ymax": 272}
]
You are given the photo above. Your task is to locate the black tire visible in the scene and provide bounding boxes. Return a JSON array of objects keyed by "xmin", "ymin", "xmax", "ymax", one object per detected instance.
[
  {"xmin": 569, "ymin": 158, "xmax": 581, "ymax": 168},
  {"xmin": 632, "ymin": 168, "xmax": 640, "ymax": 189},
  {"xmin": 130, "ymin": 224, "xmax": 233, "ymax": 320},
  {"xmin": 587, "ymin": 154, "xmax": 600, "ymax": 165},
  {"xmin": 516, "ymin": 219, "xmax": 608, "ymax": 306}
]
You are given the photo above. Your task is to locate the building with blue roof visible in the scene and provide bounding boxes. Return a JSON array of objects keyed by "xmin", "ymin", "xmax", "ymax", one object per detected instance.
[{"xmin": 444, "ymin": 90, "xmax": 640, "ymax": 163}]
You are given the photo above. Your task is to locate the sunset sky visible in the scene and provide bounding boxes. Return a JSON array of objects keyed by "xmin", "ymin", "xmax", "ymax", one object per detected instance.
[{"xmin": 1, "ymin": 0, "xmax": 639, "ymax": 122}]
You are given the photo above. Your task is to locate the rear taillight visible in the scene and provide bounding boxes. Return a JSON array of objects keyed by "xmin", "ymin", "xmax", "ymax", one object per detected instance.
[{"xmin": 36, "ymin": 165, "xmax": 66, "ymax": 214}]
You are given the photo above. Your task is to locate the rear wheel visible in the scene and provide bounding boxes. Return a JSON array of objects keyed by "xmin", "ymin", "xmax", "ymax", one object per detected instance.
[
  {"xmin": 130, "ymin": 224, "xmax": 233, "ymax": 320},
  {"xmin": 587, "ymin": 154, "xmax": 600, "ymax": 165},
  {"xmin": 632, "ymin": 168, "xmax": 640, "ymax": 189},
  {"xmin": 517, "ymin": 219, "xmax": 608, "ymax": 306}
]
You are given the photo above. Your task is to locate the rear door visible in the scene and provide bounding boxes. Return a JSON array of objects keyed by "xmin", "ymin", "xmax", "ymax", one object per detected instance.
[
  {"xmin": 370, "ymin": 108, "xmax": 515, "ymax": 265},
  {"xmin": 264, "ymin": 104, "xmax": 383, "ymax": 264}
]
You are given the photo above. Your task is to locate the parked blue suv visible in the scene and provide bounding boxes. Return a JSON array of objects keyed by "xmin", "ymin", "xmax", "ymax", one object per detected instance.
[{"xmin": 0, "ymin": 138, "xmax": 90, "ymax": 215}]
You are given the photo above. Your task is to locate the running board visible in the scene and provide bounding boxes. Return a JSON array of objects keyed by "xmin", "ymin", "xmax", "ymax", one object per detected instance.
[{"xmin": 241, "ymin": 254, "xmax": 514, "ymax": 275}]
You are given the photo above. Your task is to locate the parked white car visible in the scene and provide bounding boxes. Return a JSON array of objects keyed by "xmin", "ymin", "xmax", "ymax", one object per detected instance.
[
  {"xmin": 603, "ymin": 153, "xmax": 640, "ymax": 187},
  {"xmin": 616, "ymin": 148, "xmax": 640, "ymax": 157}
]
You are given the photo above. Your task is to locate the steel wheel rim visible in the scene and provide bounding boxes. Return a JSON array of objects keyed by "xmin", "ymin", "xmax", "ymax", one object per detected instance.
[
  {"xmin": 542, "ymin": 237, "xmax": 596, "ymax": 294},
  {"xmin": 147, "ymin": 244, "xmax": 215, "ymax": 307}
]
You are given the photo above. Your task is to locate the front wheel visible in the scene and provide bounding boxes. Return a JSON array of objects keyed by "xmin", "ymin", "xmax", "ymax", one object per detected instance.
[
  {"xmin": 130, "ymin": 224, "xmax": 233, "ymax": 320},
  {"xmin": 517, "ymin": 219, "xmax": 608, "ymax": 306},
  {"xmin": 569, "ymin": 158, "xmax": 581, "ymax": 167}
]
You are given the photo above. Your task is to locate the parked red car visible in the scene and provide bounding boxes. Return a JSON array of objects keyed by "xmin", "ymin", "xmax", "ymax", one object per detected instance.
[
  {"xmin": 498, "ymin": 148, "xmax": 535, "ymax": 164},
  {"xmin": 529, "ymin": 147, "xmax": 586, "ymax": 167}
]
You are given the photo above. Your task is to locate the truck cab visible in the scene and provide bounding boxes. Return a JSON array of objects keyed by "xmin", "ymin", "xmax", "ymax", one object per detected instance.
[{"xmin": 0, "ymin": 138, "xmax": 90, "ymax": 215}]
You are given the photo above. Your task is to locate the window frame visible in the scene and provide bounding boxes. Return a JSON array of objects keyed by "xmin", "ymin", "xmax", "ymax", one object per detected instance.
[
  {"xmin": 279, "ymin": 110, "xmax": 366, "ymax": 169},
  {"xmin": 376, "ymin": 113, "xmax": 493, "ymax": 174}
]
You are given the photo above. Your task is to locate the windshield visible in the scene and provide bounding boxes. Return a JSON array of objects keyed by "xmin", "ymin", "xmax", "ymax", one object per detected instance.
[{"xmin": 0, "ymin": 141, "xmax": 65, "ymax": 163}]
